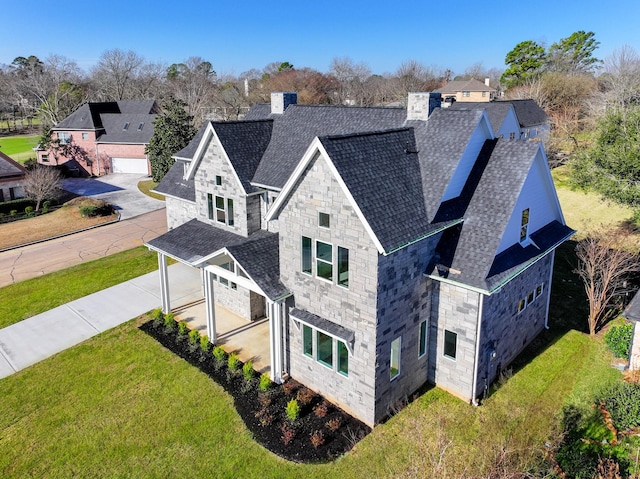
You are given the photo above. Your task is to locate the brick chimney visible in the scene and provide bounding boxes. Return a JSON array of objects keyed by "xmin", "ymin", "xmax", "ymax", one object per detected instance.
[
  {"xmin": 271, "ymin": 92, "xmax": 297, "ymax": 114},
  {"xmin": 407, "ymin": 92, "xmax": 442, "ymax": 121}
]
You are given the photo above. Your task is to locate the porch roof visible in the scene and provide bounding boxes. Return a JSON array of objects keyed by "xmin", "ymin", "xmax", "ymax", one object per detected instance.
[
  {"xmin": 289, "ymin": 308, "xmax": 355, "ymax": 348},
  {"xmin": 146, "ymin": 219, "xmax": 289, "ymax": 301}
]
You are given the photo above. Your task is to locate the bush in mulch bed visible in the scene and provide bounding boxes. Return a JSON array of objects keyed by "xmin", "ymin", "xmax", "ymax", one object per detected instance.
[{"xmin": 139, "ymin": 315, "xmax": 371, "ymax": 463}]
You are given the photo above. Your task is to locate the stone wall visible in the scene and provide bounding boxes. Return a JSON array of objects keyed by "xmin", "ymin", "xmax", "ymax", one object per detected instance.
[
  {"xmin": 373, "ymin": 236, "xmax": 438, "ymax": 422},
  {"xmin": 279, "ymin": 152, "xmax": 379, "ymax": 426},
  {"xmin": 212, "ymin": 278, "xmax": 261, "ymax": 320},
  {"xmin": 165, "ymin": 197, "xmax": 197, "ymax": 230}
]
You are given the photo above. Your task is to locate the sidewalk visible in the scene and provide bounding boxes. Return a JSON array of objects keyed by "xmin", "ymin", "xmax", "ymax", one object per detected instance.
[{"xmin": 0, "ymin": 262, "xmax": 202, "ymax": 379}]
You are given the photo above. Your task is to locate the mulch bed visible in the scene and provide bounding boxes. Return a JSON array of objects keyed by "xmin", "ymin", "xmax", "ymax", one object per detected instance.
[{"xmin": 140, "ymin": 319, "xmax": 371, "ymax": 463}]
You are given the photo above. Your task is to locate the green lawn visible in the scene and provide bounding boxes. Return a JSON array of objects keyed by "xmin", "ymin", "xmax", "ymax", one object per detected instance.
[
  {"xmin": 0, "ymin": 247, "xmax": 160, "ymax": 329},
  {"xmin": 0, "ymin": 134, "xmax": 40, "ymax": 163},
  {"xmin": 137, "ymin": 180, "xmax": 165, "ymax": 201}
]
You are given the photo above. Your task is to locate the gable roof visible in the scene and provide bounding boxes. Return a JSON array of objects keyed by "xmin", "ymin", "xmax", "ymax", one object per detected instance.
[
  {"xmin": 53, "ymin": 100, "xmax": 158, "ymax": 131},
  {"xmin": 438, "ymin": 79, "xmax": 496, "ymax": 94},
  {"xmin": 498, "ymin": 99, "xmax": 549, "ymax": 127},
  {"xmin": 97, "ymin": 113, "xmax": 156, "ymax": 144},
  {"xmin": 249, "ymin": 104, "xmax": 407, "ymax": 189},
  {"xmin": 446, "ymin": 101, "xmax": 514, "ymax": 136},
  {"xmin": 0, "ymin": 151, "xmax": 27, "ymax": 181},
  {"xmin": 429, "ymin": 140, "xmax": 573, "ymax": 291},
  {"xmin": 154, "ymin": 160, "xmax": 195, "ymax": 202}
]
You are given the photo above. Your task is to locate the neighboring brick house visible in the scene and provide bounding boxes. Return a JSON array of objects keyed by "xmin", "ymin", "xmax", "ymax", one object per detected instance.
[
  {"xmin": 147, "ymin": 92, "xmax": 573, "ymax": 427},
  {"xmin": 0, "ymin": 151, "xmax": 27, "ymax": 202},
  {"xmin": 448, "ymin": 99, "xmax": 550, "ymax": 142},
  {"xmin": 438, "ymin": 78, "xmax": 496, "ymax": 103},
  {"xmin": 36, "ymin": 100, "xmax": 159, "ymax": 176}
]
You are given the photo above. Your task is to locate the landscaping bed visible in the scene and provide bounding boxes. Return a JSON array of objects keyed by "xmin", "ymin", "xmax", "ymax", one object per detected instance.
[{"xmin": 140, "ymin": 315, "xmax": 370, "ymax": 463}]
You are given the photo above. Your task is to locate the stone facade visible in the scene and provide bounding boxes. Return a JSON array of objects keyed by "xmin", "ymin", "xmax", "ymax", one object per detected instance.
[
  {"xmin": 165, "ymin": 196, "xmax": 197, "ymax": 229},
  {"xmin": 279, "ymin": 153, "xmax": 380, "ymax": 425},
  {"xmin": 212, "ymin": 278, "xmax": 265, "ymax": 320}
]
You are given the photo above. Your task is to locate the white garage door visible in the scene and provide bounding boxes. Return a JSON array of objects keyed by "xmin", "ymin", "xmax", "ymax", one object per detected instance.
[{"xmin": 111, "ymin": 157, "xmax": 149, "ymax": 174}]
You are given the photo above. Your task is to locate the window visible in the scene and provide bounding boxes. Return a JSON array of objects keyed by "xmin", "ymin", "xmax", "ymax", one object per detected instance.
[
  {"xmin": 482, "ymin": 91, "xmax": 487, "ymax": 97},
  {"xmin": 317, "ymin": 331, "xmax": 333, "ymax": 368},
  {"xmin": 0, "ymin": 189, "xmax": 4, "ymax": 202},
  {"xmin": 137, "ymin": 122, "xmax": 144, "ymax": 131},
  {"xmin": 9, "ymin": 187, "xmax": 23, "ymax": 200},
  {"xmin": 536, "ymin": 284, "xmax": 544, "ymax": 298},
  {"xmin": 123, "ymin": 123, "xmax": 130, "ymax": 130},
  {"xmin": 215, "ymin": 196, "xmax": 226, "ymax": 223},
  {"xmin": 57, "ymin": 132, "xmax": 70, "ymax": 144},
  {"xmin": 302, "ymin": 324, "xmax": 349, "ymax": 376},
  {"xmin": 227, "ymin": 199, "xmax": 234, "ymax": 226},
  {"xmin": 337, "ymin": 341, "xmax": 349, "ymax": 376},
  {"xmin": 526, "ymin": 291, "xmax": 534, "ymax": 306},
  {"xmin": 520, "ymin": 208, "xmax": 530, "ymax": 242},
  {"xmin": 316, "ymin": 241, "xmax": 333, "ymax": 281},
  {"xmin": 517, "ymin": 283, "xmax": 544, "ymax": 314},
  {"xmin": 82, "ymin": 133, "xmax": 89, "ymax": 140},
  {"xmin": 231, "ymin": 282, "xmax": 237, "ymax": 290},
  {"xmin": 41, "ymin": 154, "xmax": 49, "ymax": 163},
  {"xmin": 303, "ymin": 325, "xmax": 313, "ymax": 357},
  {"xmin": 418, "ymin": 320, "xmax": 427, "ymax": 357},
  {"xmin": 207, "ymin": 194, "xmax": 214, "ymax": 220},
  {"xmin": 302, "ymin": 237, "xmax": 312, "ymax": 274},
  {"xmin": 444, "ymin": 330, "xmax": 457, "ymax": 359},
  {"xmin": 517, "ymin": 299, "xmax": 526, "ymax": 313},
  {"xmin": 509, "ymin": 132, "xmax": 516, "ymax": 140},
  {"xmin": 219, "ymin": 277, "xmax": 229, "ymax": 287},
  {"xmin": 462, "ymin": 91, "xmax": 470, "ymax": 97},
  {"xmin": 337, "ymin": 246, "xmax": 349, "ymax": 288},
  {"xmin": 319, "ymin": 212, "xmax": 330, "ymax": 228},
  {"xmin": 390, "ymin": 337, "xmax": 401, "ymax": 380},
  {"xmin": 215, "ymin": 175, "xmax": 222, "ymax": 186}
]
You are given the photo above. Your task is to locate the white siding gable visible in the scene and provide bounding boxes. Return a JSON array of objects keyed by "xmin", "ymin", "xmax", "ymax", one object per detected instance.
[
  {"xmin": 497, "ymin": 107, "xmax": 520, "ymax": 139},
  {"xmin": 441, "ymin": 114, "xmax": 493, "ymax": 202},
  {"xmin": 496, "ymin": 148, "xmax": 564, "ymax": 254}
]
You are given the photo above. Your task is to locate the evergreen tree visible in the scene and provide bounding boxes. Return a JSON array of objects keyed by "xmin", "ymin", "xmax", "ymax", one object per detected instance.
[{"xmin": 146, "ymin": 97, "xmax": 196, "ymax": 182}]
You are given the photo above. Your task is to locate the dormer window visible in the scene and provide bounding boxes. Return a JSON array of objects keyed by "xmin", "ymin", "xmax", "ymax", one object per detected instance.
[
  {"xmin": 520, "ymin": 208, "xmax": 530, "ymax": 243},
  {"xmin": 123, "ymin": 122, "xmax": 130, "ymax": 130},
  {"xmin": 137, "ymin": 122, "xmax": 144, "ymax": 131}
]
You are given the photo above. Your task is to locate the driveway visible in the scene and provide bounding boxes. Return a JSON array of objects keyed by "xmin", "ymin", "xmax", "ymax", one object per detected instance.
[{"xmin": 62, "ymin": 174, "xmax": 164, "ymax": 220}]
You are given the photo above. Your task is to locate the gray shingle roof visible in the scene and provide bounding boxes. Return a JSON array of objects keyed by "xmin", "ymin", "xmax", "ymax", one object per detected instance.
[
  {"xmin": 429, "ymin": 139, "xmax": 565, "ymax": 291},
  {"xmin": 0, "ymin": 151, "xmax": 27, "ymax": 180},
  {"xmin": 624, "ymin": 291, "xmax": 640, "ymax": 322},
  {"xmin": 146, "ymin": 219, "xmax": 287, "ymax": 300},
  {"xmin": 290, "ymin": 308, "xmax": 355, "ymax": 344},
  {"xmin": 53, "ymin": 100, "xmax": 158, "ymax": 131},
  {"xmin": 250, "ymin": 104, "xmax": 407, "ymax": 189},
  {"xmin": 174, "ymin": 122, "xmax": 208, "ymax": 160},
  {"xmin": 97, "ymin": 113, "xmax": 156, "ymax": 144},
  {"xmin": 154, "ymin": 160, "xmax": 195, "ymax": 202},
  {"xmin": 243, "ymin": 103, "xmax": 272, "ymax": 120},
  {"xmin": 497, "ymin": 99, "xmax": 549, "ymax": 127},
  {"xmin": 437, "ymin": 79, "xmax": 495, "ymax": 94},
  {"xmin": 319, "ymin": 128, "xmax": 435, "ymax": 253},
  {"xmin": 447, "ymin": 101, "xmax": 512, "ymax": 136},
  {"xmin": 213, "ymin": 120, "xmax": 273, "ymax": 193}
]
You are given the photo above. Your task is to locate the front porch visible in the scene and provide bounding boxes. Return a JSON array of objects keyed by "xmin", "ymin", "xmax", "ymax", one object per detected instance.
[{"xmin": 173, "ymin": 299, "xmax": 271, "ymax": 374}]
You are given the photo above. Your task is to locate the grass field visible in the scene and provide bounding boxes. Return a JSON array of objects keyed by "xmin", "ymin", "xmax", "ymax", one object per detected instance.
[
  {"xmin": 0, "ymin": 134, "xmax": 39, "ymax": 163},
  {"xmin": 137, "ymin": 180, "xmax": 165, "ymax": 201}
]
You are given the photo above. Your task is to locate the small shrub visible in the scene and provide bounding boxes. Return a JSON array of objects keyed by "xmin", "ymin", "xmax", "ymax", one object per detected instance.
[
  {"xmin": 177, "ymin": 321, "xmax": 189, "ymax": 336},
  {"xmin": 199, "ymin": 334, "xmax": 210, "ymax": 353},
  {"xmin": 259, "ymin": 373, "xmax": 272, "ymax": 391},
  {"xmin": 286, "ymin": 399, "xmax": 300, "ymax": 422},
  {"xmin": 296, "ymin": 387, "xmax": 314, "ymax": 405},
  {"xmin": 258, "ymin": 392, "xmax": 272, "ymax": 408},
  {"xmin": 151, "ymin": 308, "xmax": 164, "ymax": 328},
  {"xmin": 9, "ymin": 209, "xmax": 17, "ymax": 216},
  {"xmin": 326, "ymin": 417, "xmax": 342, "ymax": 432},
  {"xmin": 79, "ymin": 205, "xmax": 98, "ymax": 217},
  {"xmin": 255, "ymin": 408, "xmax": 273, "ymax": 427},
  {"xmin": 228, "ymin": 353, "xmax": 240, "ymax": 372},
  {"xmin": 24, "ymin": 206, "xmax": 34, "ymax": 217},
  {"xmin": 597, "ymin": 382, "xmax": 640, "ymax": 431},
  {"xmin": 280, "ymin": 424, "xmax": 296, "ymax": 446},
  {"xmin": 42, "ymin": 200, "xmax": 51, "ymax": 213},
  {"xmin": 213, "ymin": 346, "xmax": 226, "ymax": 370},
  {"xmin": 314, "ymin": 400, "xmax": 329, "ymax": 418},
  {"xmin": 282, "ymin": 380, "xmax": 298, "ymax": 396},
  {"xmin": 605, "ymin": 321, "xmax": 634, "ymax": 359},
  {"xmin": 163, "ymin": 312, "xmax": 176, "ymax": 330},
  {"xmin": 310, "ymin": 430, "xmax": 325, "ymax": 448},
  {"xmin": 240, "ymin": 378, "xmax": 254, "ymax": 394},
  {"xmin": 242, "ymin": 360, "xmax": 254, "ymax": 381},
  {"xmin": 188, "ymin": 328, "xmax": 200, "ymax": 345}
]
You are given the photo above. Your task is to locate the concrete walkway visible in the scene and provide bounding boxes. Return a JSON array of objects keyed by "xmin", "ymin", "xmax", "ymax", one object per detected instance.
[{"xmin": 0, "ymin": 262, "xmax": 202, "ymax": 379}]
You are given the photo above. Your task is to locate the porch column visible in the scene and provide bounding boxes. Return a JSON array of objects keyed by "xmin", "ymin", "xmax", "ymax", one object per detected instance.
[
  {"xmin": 268, "ymin": 299, "xmax": 284, "ymax": 384},
  {"xmin": 204, "ymin": 269, "xmax": 217, "ymax": 344},
  {"xmin": 158, "ymin": 253, "xmax": 170, "ymax": 314}
]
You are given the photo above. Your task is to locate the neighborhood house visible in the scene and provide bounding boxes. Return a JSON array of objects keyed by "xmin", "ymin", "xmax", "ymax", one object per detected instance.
[
  {"xmin": 147, "ymin": 92, "xmax": 574, "ymax": 427},
  {"xmin": 36, "ymin": 100, "xmax": 159, "ymax": 177},
  {"xmin": 0, "ymin": 151, "xmax": 27, "ymax": 202}
]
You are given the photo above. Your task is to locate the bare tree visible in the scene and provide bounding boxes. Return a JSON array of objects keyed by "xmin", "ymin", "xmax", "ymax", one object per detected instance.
[
  {"xmin": 575, "ymin": 231, "xmax": 640, "ymax": 335},
  {"xmin": 23, "ymin": 166, "xmax": 63, "ymax": 211},
  {"xmin": 597, "ymin": 45, "xmax": 640, "ymax": 115},
  {"xmin": 166, "ymin": 57, "xmax": 217, "ymax": 124},
  {"xmin": 329, "ymin": 57, "xmax": 371, "ymax": 105},
  {"xmin": 91, "ymin": 49, "xmax": 145, "ymax": 100}
]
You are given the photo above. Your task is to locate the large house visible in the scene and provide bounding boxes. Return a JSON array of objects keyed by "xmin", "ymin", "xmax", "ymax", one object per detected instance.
[
  {"xmin": 36, "ymin": 100, "xmax": 159, "ymax": 176},
  {"xmin": 438, "ymin": 78, "xmax": 497, "ymax": 103},
  {"xmin": 147, "ymin": 92, "xmax": 573, "ymax": 427},
  {"xmin": 0, "ymin": 151, "xmax": 27, "ymax": 202}
]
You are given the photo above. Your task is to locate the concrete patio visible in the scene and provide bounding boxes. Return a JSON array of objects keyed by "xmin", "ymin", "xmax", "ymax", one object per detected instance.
[{"xmin": 173, "ymin": 300, "xmax": 271, "ymax": 374}]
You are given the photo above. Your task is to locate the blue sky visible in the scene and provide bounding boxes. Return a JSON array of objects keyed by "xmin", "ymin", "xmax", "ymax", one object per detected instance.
[{"xmin": 2, "ymin": 0, "xmax": 639, "ymax": 76}]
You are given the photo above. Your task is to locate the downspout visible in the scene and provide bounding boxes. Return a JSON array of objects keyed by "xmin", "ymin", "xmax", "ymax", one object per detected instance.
[
  {"xmin": 95, "ymin": 140, "xmax": 100, "ymax": 176},
  {"xmin": 471, "ymin": 292, "xmax": 484, "ymax": 406},
  {"xmin": 544, "ymin": 250, "xmax": 556, "ymax": 330}
]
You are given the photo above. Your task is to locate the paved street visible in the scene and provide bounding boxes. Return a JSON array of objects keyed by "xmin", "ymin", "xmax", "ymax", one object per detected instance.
[{"xmin": 0, "ymin": 208, "xmax": 167, "ymax": 288}]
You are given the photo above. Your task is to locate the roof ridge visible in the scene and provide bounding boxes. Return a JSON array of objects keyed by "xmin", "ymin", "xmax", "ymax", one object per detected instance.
[{"xmin": 321, "ymin": 127, "xmax": 412, "ymax": 141}]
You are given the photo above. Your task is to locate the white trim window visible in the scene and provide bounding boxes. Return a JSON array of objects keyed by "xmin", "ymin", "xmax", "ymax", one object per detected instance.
[
  {"xmin": 302, "ymin": 324, "xmax": 349, "ymax": 377},
  {"xmin": 57, "ymin": 132, "xmax": 70, "ymax": 145},
  {"xmin": 444, "ymin": 330, "xmax": 457, "ymax": 360},
  {"xmin": 418, "ymin": 320, "xmax": 427, "ymax": 358},
  {"xmin": 390, "ymin": 337, "xmax": 401, "ymax": 380},
  {"xmin": 520, "ymin": 208, "xmax": 530, "ymax": 243},
  {"xmin": 208, "ymin": 194, "xmax": 235, "ymax": 226},
  {"xmin": 301, "ymin": 236, "xmax": 349, "ymax": 288}
]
